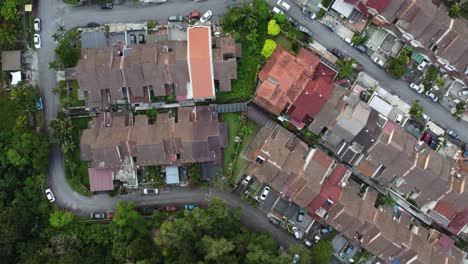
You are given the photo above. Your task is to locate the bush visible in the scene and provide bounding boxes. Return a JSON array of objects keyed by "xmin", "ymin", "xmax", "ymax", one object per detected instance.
[
  {"xmin": 55, "ymin": 29, "xmax": 81, "ymax": 68},
  {"xmin": 261, "ymin": 39, "xmax": 277, "ymax": 58},
  {"xmin": 267, "ymin": 19, "xmax": 281, "ymax": 36}
]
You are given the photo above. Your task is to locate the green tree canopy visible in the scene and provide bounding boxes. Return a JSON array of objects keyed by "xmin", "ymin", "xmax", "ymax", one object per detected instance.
[
  {"xmin": 261, "ymin": 39, "xmax": 277, "ymax": 58},
  {"xmin": 267, "ymin": 19, "xmax": 281, "ymax": 36},
  {"xmin": 336, "ymin": 59, "xmax": 354, "ymax": 79},
  {"xmin": 449, "ymin": 3, "xmax": 460, "ymax": 17},
  {"xmin": 50, "ymin": 210, "xmax": 74, "ymax": 228},
  {"xmin": 1, "ymin": 0, "xmax": 20, "ymax": 22},
  {"xmin": 310, "ymin": 238, "xmax": 333, "ymax": 264},
  {"xmin": 409, "ymin": 100, "xmax": 424, "ymax": 120}
]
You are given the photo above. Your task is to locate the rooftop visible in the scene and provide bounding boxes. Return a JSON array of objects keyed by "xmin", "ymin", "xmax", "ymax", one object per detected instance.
[{"xmin": 1, "ymin": 50, "xmax": 21, "ymax": 72}]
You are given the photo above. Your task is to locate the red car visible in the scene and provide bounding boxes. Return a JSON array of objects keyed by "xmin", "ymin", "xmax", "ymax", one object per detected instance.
[
  {"xmin": 189, "ymin": 11, "xmax": 201, "ymax": 20},
  {"xmin": 421, "ymin": 132, "xmax": 431, "ymax": 144},
  {"xmin": 165, "ymin": 205, "xmax": 178, "ymax": 212}
]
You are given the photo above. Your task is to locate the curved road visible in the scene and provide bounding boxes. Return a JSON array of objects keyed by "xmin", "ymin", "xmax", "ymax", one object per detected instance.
[{"xmin": 36, "ymin": 0, "xmax": 466, "ymax": 251}]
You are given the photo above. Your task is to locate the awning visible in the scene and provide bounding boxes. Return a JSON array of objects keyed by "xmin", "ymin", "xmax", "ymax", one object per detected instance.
[
  {"xmin": 11, "ymin": 71, "xmax": 21, "ymax": 85},
  {"xmin": 166, "ymin": 166, "xmax": 180, "ymax": 184},
  {"xmin": 411, "ymin": 52, "xmax": 424, "ymax": 64}
]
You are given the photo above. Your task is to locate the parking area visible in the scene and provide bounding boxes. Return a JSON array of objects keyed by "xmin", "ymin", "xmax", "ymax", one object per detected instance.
[
  {"xmin": 379, "ymin": 34, "xmax": 403, "ymax": 57},
  {"xmin": 332, "ymin": 234, "xmax": 360, "ymax": 263},
  {"xmin": 108, "ymin": 32, "xmax": 125, "ymax": 47},
  {"xmin": 257, "ymin": 186, "xmax": 280, "ymax": 214}
]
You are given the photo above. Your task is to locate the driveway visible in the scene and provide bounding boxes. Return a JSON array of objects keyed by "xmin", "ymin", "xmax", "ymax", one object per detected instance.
[{"xmin": 265, "ymin": 0, "xmax": 468, "ymax": 142}]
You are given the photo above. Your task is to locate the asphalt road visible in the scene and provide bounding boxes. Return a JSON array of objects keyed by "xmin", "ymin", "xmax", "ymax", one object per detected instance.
[{"xmin": 269, "ymin": 0, "xmax": 468, "ymax": 142}]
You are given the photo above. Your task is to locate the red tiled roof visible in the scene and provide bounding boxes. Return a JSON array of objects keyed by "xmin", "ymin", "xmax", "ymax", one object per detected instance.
[
  {"xmin": 365, "ymin": 0, "xmax": 391, "ymax": 14},
  {"xmin": 287, "ymin": 76, "xmax": 334, "ymax": 129},
  {"xmin": 382, "ymin": 120, "xmax": 396, "ymax": 134},
  {"xmin": 188, "ymin": 26, "xmax": 215, "ymax": 99},
  {"xmin": 312, "ymin": 149, "xmax": 334, "ymax": 168},
  {"xmin": 433, "ymin": 201, "xmax": 457, "ymax": 220},
  {"xmin": 89, "ymin": 168, "xmax": 114, "ymax": 192},
  {"xmin": 448, "ymin": 209, "xmax": 468, "ymax": 235}
]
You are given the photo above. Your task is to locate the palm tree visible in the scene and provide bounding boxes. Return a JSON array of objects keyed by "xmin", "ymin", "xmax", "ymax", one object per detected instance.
[
  {"xmin": 58, "ymin": 25, "xmax": 66, "ymax": 33},
  {"xmin": 52, "ymin": 32, "xmax": 61, "ymax": 42}
]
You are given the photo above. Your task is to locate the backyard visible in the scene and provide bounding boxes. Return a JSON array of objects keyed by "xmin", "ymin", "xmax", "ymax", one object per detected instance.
[
  {"xmin": 219, "ymin": 112, "xmax": 258, "ymax": 184},
  {"xmin": 64, "ymin": 117, "xmax": 91, "ymax": 196}
]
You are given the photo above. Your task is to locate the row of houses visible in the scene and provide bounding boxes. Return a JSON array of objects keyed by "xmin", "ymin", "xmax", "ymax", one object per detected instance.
[
  {"xmin": 326, "ymin": 0, "xmax": 468, "ymax": 83},
  {"xmin": 248, "ymin": 45, "xmax": 467, "ymax": 263}
]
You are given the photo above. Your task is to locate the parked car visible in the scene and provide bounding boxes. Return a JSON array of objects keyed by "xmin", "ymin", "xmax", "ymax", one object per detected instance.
[
  {"xmin": 90, "ymin": 212, "xmax": 106, "ymax": 219},
  {"xmin": 129, "ymin": 34, "xmax": 137, "ymax": 44},
  {"xmin": 143, "ymin": 188, "xmax": 159, "ymax": 194},
  {"xmin": 409, "ymin": 83, "xmax": 424, "ymax": 93},
  {"xmin": 45, "ymin": 188, "xmax": 55, "ymax": 202},
  {"xmin": 429, "ymin": 138, "xmax": 439, "ymax": 149},
  {"xmin": 297, "ymin": 208, "xmax": 306, "ymax": 222},
  {"xmin": 184, "ymin": 204, "xmax": 199, "ymax": 210},
  {"xmin": 107, "ymin": 211, "xmax": 115, "ymax": 219},
  {"xmin": 344, "ymin": 37, "xmax": 352, "ymax": 44},
  {"xmin": 298, "ymin": 26, "xmax": 312, "ymax": 37},
  {"xmin": 34, "ymin": 18, "xmax": 41, "ymax": 32},
  {"xmin": 373, "ymin": 57, "xmax": 385, "ymax": 67},
  {"xmin": 272, "ymin": 6, "xmax": 284, "ymax": 14},
  {"xmin": 342, "ymin": 244, "xmax": 354, "ymax": 256},
  {"xmin": 425, "ymin": 91, "xmax": 438, "ymax": 102},
  {"xmin": 242, "ymin": 175, "xmax": 252, "ymax": 185},
  {"xmin": 200, "ymin": 10, "xmax": 213, "ymax": 23},
  {"xmin": 138, "ymin": 33, "xmax": 145, "ymax": 44},
  {"xmin": 292, "ymin": 254, "xmax": 300, "ymax": 264},
  {"xmin": 422, "ymin": 113, "xmax": 431, "ymax": 122},
  {"xmin": 269, "ymin": 217, "xmax": 281, "ymax": 226},
  {"xmin": 331, "ymin": 48, "xmax": 344, "ymax": 60},
  {"xmin": 421, "ymin": 132, "xmax": 431, "ymax": 143},
  {"xmin": 320, "ymin": 226, "xmax": 333, "ymax": 234},
  {"xmin": 359, "ymin": 90, "xmax": 368, "ymax": 102},
  {"xmin": 168, "ymin": 15, "xmax": 184, "ymax": 22},
  {"xmin": 165, "ymin": 205, "xmax": 178, "ymax": 212},
  {"xmin": 446, "ymin": 129, "xmax": 458, "ymax": 139},
  {"xmin": 458, "ymin": 89, "xmax": 468, "ymax": 97},
  {"xmin": 34, "ymin": 34, "xmax": 41, "ymax": 49},
  {"xmin": 189, "ymin": 11, "xmax": 201, "ymax": 20},
  {"xmin": 292, "ymin": 226, "xmax": 300, "ymax": 239},
  {"xmin": 339, "ymin": 78, "xmax": 350, "ymax": 85},
  {"xmin": 302, "ymin": 7, "xmax": 316, "ymax": 19},
  {"xmin": 287, "ymin": 16, "xmax": 298, "ymax": 27},
  {"xmin": 101, "ymin": 2, "xmax": 113, "ymax": 9},
  {"xmin": 304, "ymin": 240, "xmax": 313, "ymax": 248},
  {"xmin": 395, "ymin": 114, "xmax": 403, "ymax": 124},
  {"xmin": 260, "ymin": 186, "xmax": 271, "ymax": 200},
  {"xmin": 277, "ymin": 0, "xmax": 291, "ymax": 11},
  {"xmin": 354, "ymin": 44, "xmax": 367, "ymax": 53},
  {"xmin": 417, "ymin": 60, "xmax": 427, "ymax": 71}
]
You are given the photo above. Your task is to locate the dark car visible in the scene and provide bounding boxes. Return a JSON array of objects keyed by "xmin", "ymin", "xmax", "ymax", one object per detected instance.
[
  {"xmin": 354, "ymin": 44, "xmax": 367, "ymax": 53},
  {"xmin": 298, "ymin": 26, "xmax": 313, "ymax": 37},
  {"xmin": 302, "ymin": 8, "xmax": 316, "ymax": 19},
  {"xmin": 269, "ymin": 217, "xmax": 281, "ymax": 226},
  {"xmin": 101, "ymin": 2, "xmax": 113, "ymax": 9},
  {"xmin": 189, "ymin": 11, "xmax": 201, "ymax": 20},
  {"xmin": 297, "ymin": 208, "xmax": 306, "ymax": 222},
  {"xmin": 138, "ymin": 34, "xmax": 145, "ymax": 44},
  {"xmin": 129, "ymin": 34, "xmax": 137, "ymax": 44},
  {"xmin": 165, "ymin": 205, "xmax": 178, "ymax": 212},
  {"xmin": 359, "ymin": 90, "xmax": 368, "ymax": 102},
  {"xmin": 446, "ymin": 129, "xmax": 458, "ymax": 139},
  {"xmin": 429, "ymin": 138, "xmax": 439, "ymax": 149},
  {"xmin": 168, "ymin": 15, "xmax": 184, "ymax": 22},
  {"xmin": 287, "ymin": 16, "xmax": 298, "ymax": 27},
  {"xmin": 184, "ymin": 204, "xmax": 199, "ymax": 210},
  {"xmin": 320, "ymin": 226, "xmax": 333, "ymax": 234},
  {"xmin": 331, "ymin": 48, "xmax": 344, "ymax": 60},
  {"xmin": 90, "ymin": 212, "xmax": 106, "ymax": 219},
  {"xmin": 342, "ymin": 244, "xmax": 354, "ymax": 256}
]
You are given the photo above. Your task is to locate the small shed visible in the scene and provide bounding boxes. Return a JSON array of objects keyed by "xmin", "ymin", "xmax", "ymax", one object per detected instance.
[
  {"xmin": 1, "ymin": 50, "xmax": 21, "ymax": 72},
  {"xmin": 88, "ymin": 168, "xmax": 114, "ymax": 192},
  {"xmin": 165, "ymin": 166, "xmax": 180, "ymax": 185}
]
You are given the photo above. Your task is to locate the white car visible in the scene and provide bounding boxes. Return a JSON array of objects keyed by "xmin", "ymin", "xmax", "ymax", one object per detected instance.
[
  {"xmin": 34, "ymin": 34, "xmax": 41, "ymax": 49},
  {"xmin": 200, "ymin": 10, "xmax": 213, "ymax": 23},
  {"xmin": 373, "ymin": 57, "xmax": 385, "ymax": 67},
  {"xmin": 242, "ymin": 175, "xmax": 252, "ymax": 185},
  {"xmin": 425, "ymin": 91, "xmax": 438, "ymax": 102},
  {"xmin": 143, "ymin": 188, "xmax": 159, "ymax": 195},
  {"xmin": 292, "ymin": 226, "xmax": 300, "ymax": 239},
  {"xmin": 259, "ymin": 186, "xmax": 270, "ymax": 200},
  {"xmin": 45, "ymin": 188, "xmax": 55, "ymax": 202},
  {"xmin": 272, "ymin": 7, "xmax": 284, "ymax": 14},
  {"xmin": 417, "ymin": 60, "xmax": 427, "ymax": 71},
  {"xmin": 409, "ymin": 83, "xmax": 424, "ymax": 93},
  {"xmin": 34, "ymin": 18, "xmax": 41, "ymax": 32},
  {"xmin": 277, "ymin": 0, "xmax": 291, "ymax": 11},
  {"xmin": 458, "ymin": 89, "xmax": 468, "ymax": 97}
]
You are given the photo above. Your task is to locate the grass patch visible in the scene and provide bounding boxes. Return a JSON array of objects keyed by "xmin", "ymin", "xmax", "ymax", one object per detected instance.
[
  {"xmin": 275, "ymin": 34, "xmax": 293, "ymax": 52},
  {"xmin": 29, "ymin": 15, "xmax": 35, "ymax": 49},
  {"xmin": 216, "ymin": 41, "xmax": 261, "ymax": 103},
  {"xmin": 64, "ymin": 117, "xmax": 92, "ymax": 196},
  {"xmin": 69, "ymin": 80, "xmax": 84, "ymax": 107},
  {"xmin": 219, "ymin": 113, "xmax": 258, "ymax": 183},
  {"xmin": 0, "ymin": 93, "xmax": 18, "ymax": 133}
]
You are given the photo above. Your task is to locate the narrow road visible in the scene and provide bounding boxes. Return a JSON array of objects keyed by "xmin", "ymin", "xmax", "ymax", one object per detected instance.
[{"xmin": 265, "ymin": 0, "xmax": 468, "ymax": 142}]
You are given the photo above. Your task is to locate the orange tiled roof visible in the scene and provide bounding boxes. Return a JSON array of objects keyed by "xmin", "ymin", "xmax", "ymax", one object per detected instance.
[{"xmin": 188, "ymin": 26, "xmax": 215, "ymax": 99}]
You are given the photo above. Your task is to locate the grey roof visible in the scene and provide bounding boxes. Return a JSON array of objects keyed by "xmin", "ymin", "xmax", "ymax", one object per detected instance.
[
  {"xmin": 1, "ymin": 50, "xmax": 21, "ymax": 71},
  {"xmin": 353, "ymin": 110, "xmax": 385, "ymax": 153},
  {"xmin": 81, "ymin": 32, "xmax": 107, "ymax": 49}
]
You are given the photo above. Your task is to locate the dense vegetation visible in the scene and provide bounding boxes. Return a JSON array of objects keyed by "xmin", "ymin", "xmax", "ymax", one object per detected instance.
[{"xmin": 0, "ymin": 0, "xmax": 31, "ymax": 50}]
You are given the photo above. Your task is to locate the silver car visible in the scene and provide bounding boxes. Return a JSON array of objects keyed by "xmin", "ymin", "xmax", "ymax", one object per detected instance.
[{"xmin": 45, "ymin": 188, "xmax": 55, "ymax": 202}]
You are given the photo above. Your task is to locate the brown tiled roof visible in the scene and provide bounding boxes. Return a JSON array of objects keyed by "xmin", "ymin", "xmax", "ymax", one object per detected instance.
[
  {"xmin": 213, "ymin": 37, "xmax": 238, "ymax": 92},
  {"xmin": 255, "ymin": 47, "xmax": 320, "ymax": 115},
  {"xmin": 308, "ymin": 85, "xmax": 348, "ymax": 134},
  {"xmin": 187, "ymin": 26, "xmax": 215, "ymax": 99},
  {"xmin": 80, "ymin": 106, "xmax": 227, "ymax": 168}
]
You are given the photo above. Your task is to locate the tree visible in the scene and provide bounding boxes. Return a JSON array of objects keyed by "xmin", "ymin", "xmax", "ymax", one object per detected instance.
[
  {"xmin": 7, "ymin": 131, "xmax": 50, "ymax": 173},
  {"xmin": 9, "ymin": 83, "xmax": 40, "ymax": 111},
  {"xmin": 453, "ymin": 101, "xmax": 466, "ymax": 117},
  {"xmin": 1, "ymin": 0, "xmax": 20, "ymax": 22},
  {"xmin": 147, "ymin": 108, "xmax": 158, "ymax": 123},
  {"xmin": 290, "ymin": 245, "xmax": 312, "ymax": 264},
  {"xmin": 146, "ymin": 20, "xmax": 157, "ymax": 28},
  {"xmin": 310, "ymin": 239, "xmax": 333, "ymax": 264},
  {"xmin": 0, "ymin": 25, "xmax": 17, "ymax": 48},
  {"xmin": 409, "ymin": 100, "xmax": 424, "ymax": 120},
  {"xmin": 435, "ymin": 78, "xmax": 445, "ymax": 87},
  {"xmin": 449, "ymin": 3, "xmax": 460, "ymax": 17},
  {"xmin": 273, "ymin": 13, "xmax": 287, "ymax": 25},
  {"xmin": 386, "ymin": 57, "xmax": 406, "ymax": 78},
  {"xmin": 424, "ymin": 65, "xmax": 438, "ymax": 84},
  {"xmin": 267, "ymin": 19, "xmax": 281, "ymax": 36},
  {"xmin": 261, "ymin": 39, "xmax": 277, "ymax": 58},
  {"xmin": 50, "ymin": 210, "xmax": 74, "ymax": 228},
  {"xmin": 336, "ymin": 59, "xmax": 354, "ymax": 79}
]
